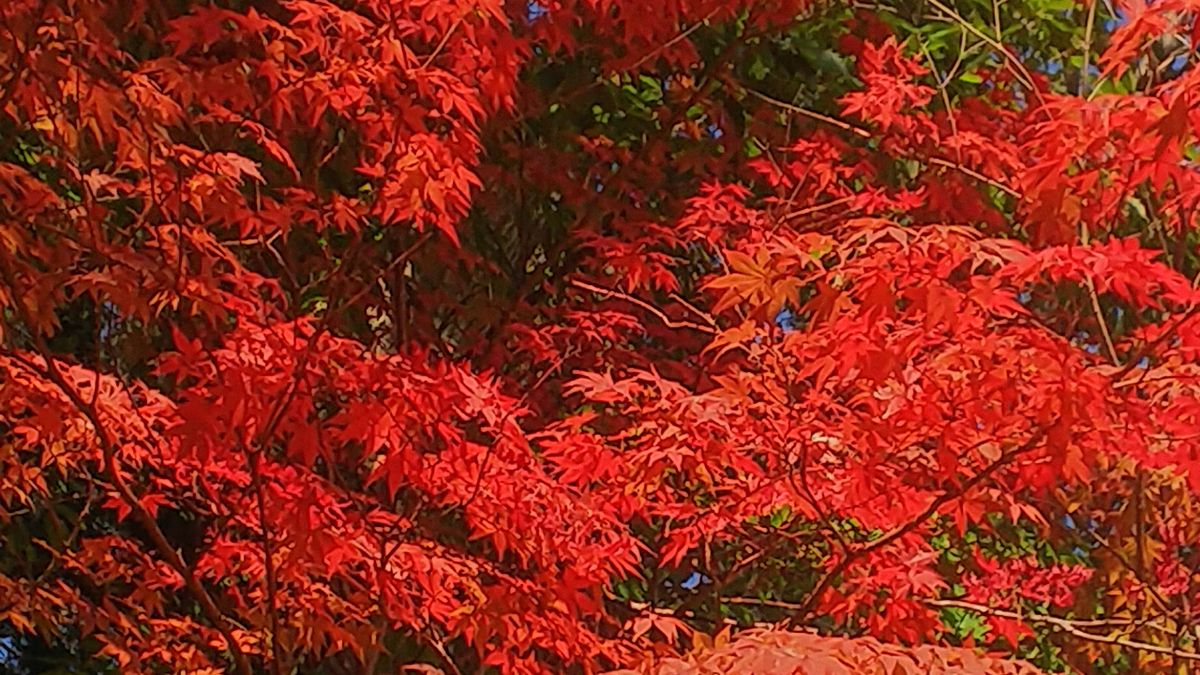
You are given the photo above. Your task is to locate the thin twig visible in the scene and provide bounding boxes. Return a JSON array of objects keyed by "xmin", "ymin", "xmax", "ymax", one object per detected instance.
[
  {"xmin": 1088, "ymin": 530, "xmax": 1175, "ymax": 616},
  {"xmin": 570, "ymin": 279, "xmax": 717, "ymax": 334},
  {"xmin": 628, "ymin": 10, "xmax": 718, "ymax": 72},
  {"xmin": 926, "ymin": 598, "xmax": 1200, "ymax": 661},
  {"xmin": 418, "ymin": 15, "xmax": 464, "ymax": 70},
  {"xmin": 1087, "ymin": 277, "xmax": 1120, "ymax": 363},
  {"xmin": 617, "ymin": 596, "xmax": 781, "ymax": 630},
  {"xmin": 926, "ymin": 598, "xmax": 1135, "ymax": 629},
  {"xmin": 924, "ymin": 0, "xmax": 1043, "ymax": 104},
  {"xmin": 745, "ymin": 88, "xmax": 873, "ymax": 138},
  {"xmin": 719, "ymin": 594, "xmax": 1194, "ymax": 660},
  {"xmin": 1080, "ymin": 0, "xmax": 1099, "ymax": 96},
  {"xmin": 781, "ymin": 196, "xmax": 857, "ymax": 222},
  {"xmin": 1109, "ymin": 303, "xmax": 1200, "ymax": 387},
  {"xmin": 920, "ymin": 40, "xmax": 963, "ymax": 165},
  {"xmin": 1079, "ymin": 223, "xmax": 1121, "ymax": 364},
  {"xmin": 927, "ymin": 157, "xmax": 1020, "ymax": 197},
  {"xmin": 669, "ymin": 292, "xmax": 719, "ymax": 328}
]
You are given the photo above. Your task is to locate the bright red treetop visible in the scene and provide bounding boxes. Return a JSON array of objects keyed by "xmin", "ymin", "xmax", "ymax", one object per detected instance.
[{"xmin": 2, "ymin": 0, "xmax": 1200, "ymax": 673}]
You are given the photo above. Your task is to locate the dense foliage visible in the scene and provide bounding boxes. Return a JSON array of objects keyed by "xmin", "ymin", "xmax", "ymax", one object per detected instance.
[{"xmin": 3, "ymin": 0, "xmax": 1200, "ymax": 673}]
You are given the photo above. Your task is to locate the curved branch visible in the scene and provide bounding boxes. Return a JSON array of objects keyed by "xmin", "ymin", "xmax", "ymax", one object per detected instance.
[
  {"xmin": 792, "ymin": 426, "xmax": 1050, "ymax": 622},
  {"xmin": 570, "ymin": 279, "xmax": 717, "ymax": 334},
  {"xmin": 0, "ymin": 343, "xmax": 253, "ymax": 674},
  {"xmin": 927, "ymin": 598, "xmax": 1200, "ymax": 661}
]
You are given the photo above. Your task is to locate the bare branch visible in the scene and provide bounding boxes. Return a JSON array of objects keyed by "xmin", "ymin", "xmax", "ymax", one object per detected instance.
[
  {"xmin": 927, "ymin": 598, "xmax": 1200, "ymax": 661},
  {"xmin": 745, "ymin": 88, "xmax": 873, "ymax": 139},
  {"xmin": 570, "ymin": 279, "xmax": 718, "ymax": 334}
]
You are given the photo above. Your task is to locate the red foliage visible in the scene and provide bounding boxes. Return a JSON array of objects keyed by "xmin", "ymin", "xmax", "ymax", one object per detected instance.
[{"xmin": 3, "ymin": 0, "xmax": 1200, "ymax": 673}]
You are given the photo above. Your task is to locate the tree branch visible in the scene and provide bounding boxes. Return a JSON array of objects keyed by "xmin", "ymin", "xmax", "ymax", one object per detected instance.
[
  {"xmin": 745, "ymin": 88, "xmax": 872, "ymax": 138},
  {"xmin": 0, "ymin": 260, "xmax": 254, "ymax": 675},
  {"xmin": 927, "ymin": 598, "xmax": 1200, "ymax": 661},
  {"xmin": 791, "ymin": 426, "xmax": 1049, "ymax": 621},
  {"xmin": 722, "ymin": 595, "xmax": 1196, "ymax": 661},
  {"xmin": 570, "ymin": 279, "xmax": 717, "ymax": 334}
]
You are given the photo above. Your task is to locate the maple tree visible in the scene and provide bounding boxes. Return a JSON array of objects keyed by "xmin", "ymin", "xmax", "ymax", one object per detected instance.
[{"xmin": 4, "ymin": 0, "xmax": 1200, "ymax": 673}]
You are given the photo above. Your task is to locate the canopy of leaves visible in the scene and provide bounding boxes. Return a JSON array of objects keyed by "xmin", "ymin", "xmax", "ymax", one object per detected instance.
[{"xmin": 2, "ymin": 0, "xmax": 1200, "ymax": 674}]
